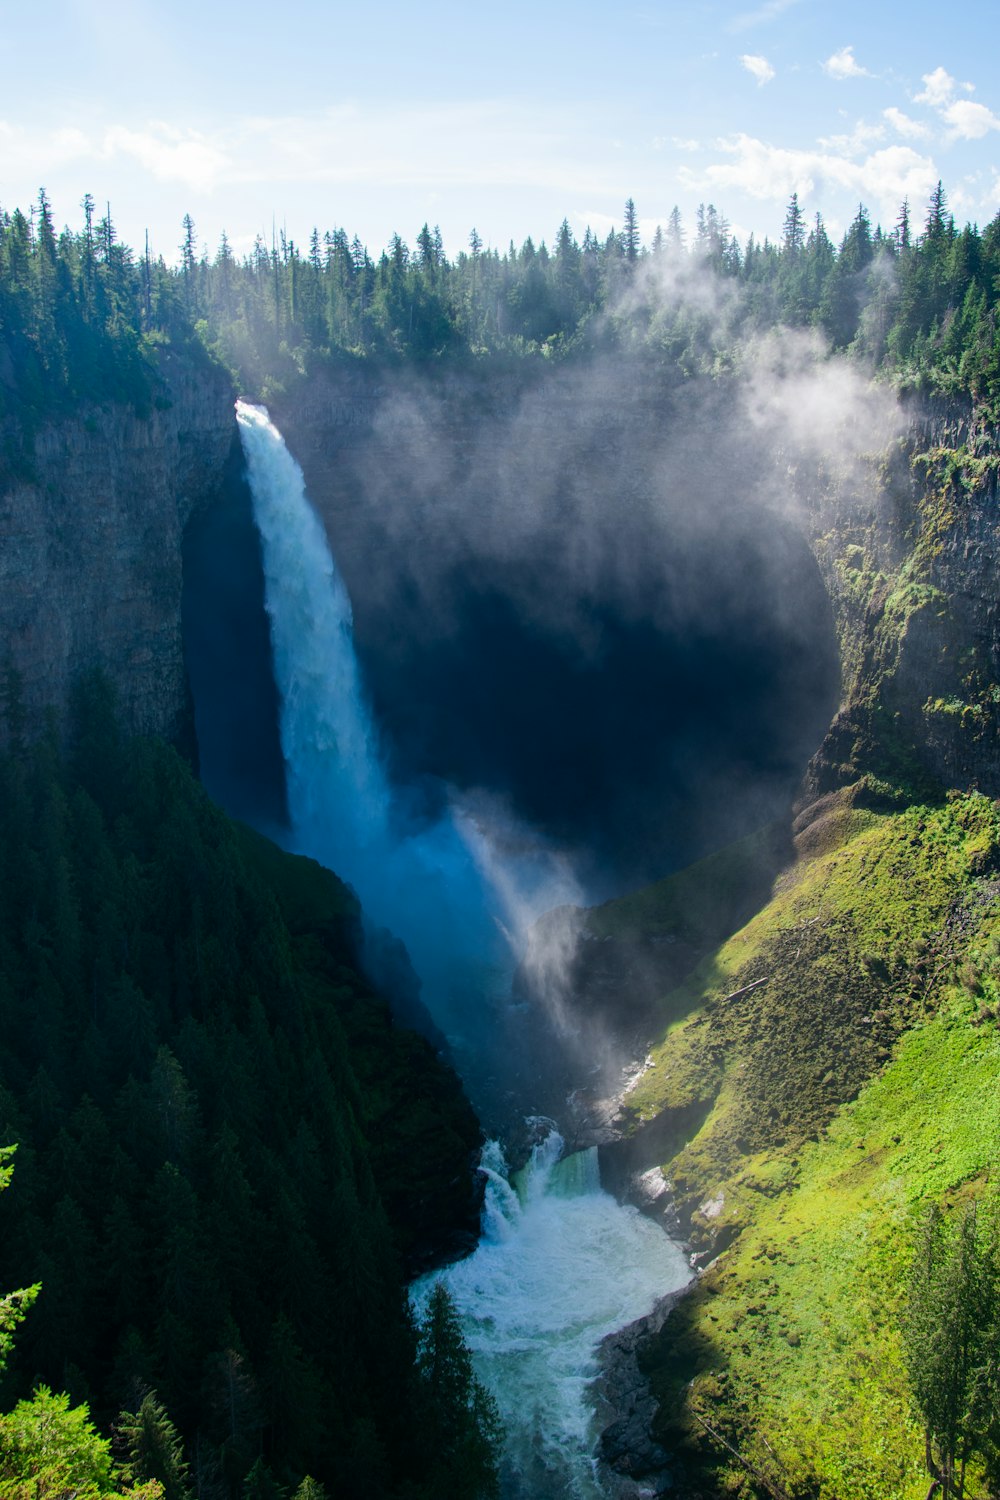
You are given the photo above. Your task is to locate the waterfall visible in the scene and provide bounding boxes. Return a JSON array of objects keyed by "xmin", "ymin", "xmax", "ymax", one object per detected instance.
[
  {"xmin": 236, "ymin": 402, "xmax": 390, "ymax": 854},
  {"xmin": 236, "ymin": 402, "xmax": 692, "ymax": 1495},
  {"xmin": 412, "ymin": 1129, "xmax": 691, "ymax": 1498},
  {"xmin": 236, "ymin": 400, "xmax": 579, "ymax": 1043}
]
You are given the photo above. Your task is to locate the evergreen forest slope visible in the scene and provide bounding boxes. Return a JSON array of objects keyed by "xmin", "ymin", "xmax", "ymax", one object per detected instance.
[
  {"xmin": 0, "ymin": 679, "xmax": 482, "ymax": 1498},
  {"xmin": 2, "ymin": 181, "xmax": 1000, "ymax": 421}
]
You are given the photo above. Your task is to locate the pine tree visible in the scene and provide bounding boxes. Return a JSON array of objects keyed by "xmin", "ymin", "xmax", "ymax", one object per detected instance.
[
  {"xmin": 622, "ymin": 198, "xmax": 640, "ymax": 262},
  {"xmin": 242, "ymin": 1458, "xmax": 286, "ymax": 1500},
  {"xmin": 782, "ymin": 192, "xmax": 805, "ymax": 256},
  {"xmin": 903, "ymin": 1202, "xmax": 1000, "ymax": 1498},
  {"xmin": 291, "ymin": 1480, "xmax": 327, "ymax": 1500},
  {"xmin": 116, "ymin": 1391, "xmax": 193, "ymax": 1500},
  {"xmin": 0, "ymin": 1149, "xmax": 40, "ymax": 1371},
  {"xmin": 895, "ymin": 198, "xmax": 912, "ymax": 254},
  {"xmin": 415, "ymin": 1285, "xmax": 502, "ymax": 1499},
  {"xmin": 925, "ymin": 180, "xmax": 949, "ymax": 242}
]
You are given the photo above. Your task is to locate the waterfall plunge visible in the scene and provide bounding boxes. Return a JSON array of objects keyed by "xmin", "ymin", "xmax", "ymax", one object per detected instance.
[
  {"xmin": 413, "ymin": 1130, "xmax": 691, "ymax": 1498},
  {"xmin": 236, "ymin": 400, "xmax": 580, "ymax": 1048},
  {"xmin": 236, "ymin": 402, "xmax": 691, "ymax": 1497}
]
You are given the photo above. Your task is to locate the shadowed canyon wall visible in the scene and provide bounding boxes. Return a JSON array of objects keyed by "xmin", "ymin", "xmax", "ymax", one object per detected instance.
[
  {"xmin": 0, "ymin": 350, "xmax": 235, "ymax": 747},
  {"xmin": 3, "ymin": 351, "xmax": 999, "ymax": 892},
  {"xmin": 269, "ymin": 360, "xmax": 841, "ymax": 888}
]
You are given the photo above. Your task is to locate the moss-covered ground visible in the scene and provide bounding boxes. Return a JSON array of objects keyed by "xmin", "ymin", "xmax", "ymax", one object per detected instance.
[{"xmin": 598, "ymin": 788, "xmax": 1000, "ymax": 1497}]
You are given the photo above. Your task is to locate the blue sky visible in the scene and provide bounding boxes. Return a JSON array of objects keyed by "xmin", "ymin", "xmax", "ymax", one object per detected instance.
[{"xmin": 2, "ymin": 0, "xmax": 999, "ymax": 264}]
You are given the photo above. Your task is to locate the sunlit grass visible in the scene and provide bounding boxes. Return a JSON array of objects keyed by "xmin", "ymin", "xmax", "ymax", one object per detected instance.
[{"xmin": 595, "ymin": 790, "xmax": 1000, "ymax": 1495}]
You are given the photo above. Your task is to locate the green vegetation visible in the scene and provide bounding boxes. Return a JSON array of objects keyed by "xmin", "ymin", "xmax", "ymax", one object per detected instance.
[
  {"xmin": 413, "ymin": 1286, "xmax": 502, "ymax": 1500},
  {"xmin": 0, "ymin": 1153, "xmax": 158, "ymax": 1499},
  {"xmin": 0, "ymin": 191, "xmax": 190, "ymax": 425},
  {"xmin": 5, "ymin": 174, "xmax": 1000, "ymax": 1497},
  {"xmin": 903, "ymin": 1200, "xmax": 1000, "ymax": 1498},
  {"xmin": 0, "ymin": 679, "xmax": 486, "ymax": 1497},
  {"xmin": 595, "ymin": 789, "xmax": 1000, "ymax": 1496},
  {"xmin": 4, "ymin": 180, "xmax": 1000, "ymax": 419},
  {"xmin": 0, "ymin": 1385, "xmax": 162, "ymax": 1500}
]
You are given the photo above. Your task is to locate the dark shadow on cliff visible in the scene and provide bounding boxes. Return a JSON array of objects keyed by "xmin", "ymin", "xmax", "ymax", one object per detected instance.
[
  {"xmin": 274, "ymin": 360, "xmax": 842, "ymax": 891},
  {"xmin": 181, "ymin": 431, "xmax": 288, "ymax": 831}
]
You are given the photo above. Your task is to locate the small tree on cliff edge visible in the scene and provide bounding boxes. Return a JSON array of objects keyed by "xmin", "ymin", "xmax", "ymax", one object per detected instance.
[{"xmin": 0, "ymin": 1146, "xmax": 39, "ymax": 1371}]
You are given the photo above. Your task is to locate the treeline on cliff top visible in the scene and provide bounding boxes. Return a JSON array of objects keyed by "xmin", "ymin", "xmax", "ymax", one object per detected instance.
[
  {"xmin": 1, "ymin": 183, "xmax": 1000, "ymax": 418},
  {"xmin": 0, "ymin": 675, "xmax": 493, "ymax": 1499}
]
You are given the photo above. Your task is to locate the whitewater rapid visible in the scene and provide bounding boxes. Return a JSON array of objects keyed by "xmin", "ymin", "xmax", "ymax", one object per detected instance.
[
  {"xmin": 236, "ymin": 401, "xmax": 692, "ymax": 1495},
  {"xmin": 413, "ymin": 1130, "xmax": 690, "ymax": 1498}
]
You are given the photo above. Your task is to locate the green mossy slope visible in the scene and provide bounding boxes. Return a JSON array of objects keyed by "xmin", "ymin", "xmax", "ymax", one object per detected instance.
[{"xmin": 601, "ymin": 789, "xmax": 1000, "ymax": 1497}]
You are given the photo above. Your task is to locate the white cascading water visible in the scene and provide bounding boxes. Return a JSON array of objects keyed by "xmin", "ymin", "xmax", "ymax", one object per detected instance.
[
  {"xmin": 236, "ymin": 399, "xmax": 580, "ymax": 1044},
  {"xmin": 236, "ymin": 401, "xmax": 692, "ymax": 1496},
  {"xmin": 412, "ymin": 1130, "xmax": 691, "ymax": 1498}
]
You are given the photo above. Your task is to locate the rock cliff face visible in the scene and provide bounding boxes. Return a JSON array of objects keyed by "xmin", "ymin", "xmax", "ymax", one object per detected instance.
[
  {"xmin": 0, "ymin": 351, "xmax": 236, "ymax": 745},
  {"xmin": 269, "ymin": 362, "xmax": 840, "ymax": 885},
  {"xmin": 795, "ymin": 398, "xmax": 1000, "ymax": 802},
  {"xmin": 3, "ymin": 352, "xmax": 998, "ymax": 833}
]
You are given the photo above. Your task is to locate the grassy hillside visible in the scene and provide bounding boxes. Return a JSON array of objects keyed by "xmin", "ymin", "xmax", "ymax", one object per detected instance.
[{"xmin": 596, "ymin": 786, "xmax": 1000, "ymax": 1497}]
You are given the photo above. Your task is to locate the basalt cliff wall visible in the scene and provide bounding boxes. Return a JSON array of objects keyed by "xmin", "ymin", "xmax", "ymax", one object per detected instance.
[
  {"xmin": 0, "ymin": 349, "xmax": 236, "ymax": 746},
  {"xmin": 3, "ymin": 353, "xmax": 999, "ymax": 827},
  {"xmin": 272, "ymin": 367, "xmax": 1000, "ymax": 805},
  {"xmin": 794, "ymin": 398, "xmax": 1000, "ymax": 803}
]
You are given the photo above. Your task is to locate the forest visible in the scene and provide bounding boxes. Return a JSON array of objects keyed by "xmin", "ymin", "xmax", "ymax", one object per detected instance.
[
  {"xmin": 0, "ymin": 677, "xmax": 494, "ymax": 1498},
  {"xmin": 1, "ymin": 184, "xmax": 999, "ymax": 424}
]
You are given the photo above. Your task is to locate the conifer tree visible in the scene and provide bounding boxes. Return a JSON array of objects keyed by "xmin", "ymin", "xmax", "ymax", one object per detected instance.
[
  {"xmin": 415, "ymin": 1285, "xmax": 502, "ymax": 1500},
  {"xmin": 903, "ymin": 1202, "xmax": 1000, "ymax": 1498},
  {"xmin": 782, "ymin": 192, "xmax": 805, "ymax": 256},
  {"xmin": 0, "ymin": 1149, "xmax": 40, "ymax": 1371},
  {"xmin": 622, "ymin": 198, "xmax": 640, "ymax": 262},
  {"xmin": 116, "ymin": 1390, "xmax": 193, "ymax": 1500}
]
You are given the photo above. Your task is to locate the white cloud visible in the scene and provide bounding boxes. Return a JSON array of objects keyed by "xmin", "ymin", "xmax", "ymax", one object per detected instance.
[
  {"xmin": 0, "ymin": 116, "xmax": 233, "ymax": 219},
  {"xmin": 653, "ymin": 134, "xmax": 699, "ymax": 152},
  {"xmin": 740, "ymin": 54, "xmax": 775, "ymax": 87},
  {"xmin": 0, "ymin": 122, "xmax": 100, "ymax": 220},
  {"xmin": 910, "ymin": 68, "xmax": 996, "ymax": 141},
  {"xmin": 0, "ymin": 100, "xmax": 636, "ymax": 225},
  {"xmin": 914, "ymin": 66, "xmax": 964, "ymax": 108},
  {"xmin": 0, "ymin": 119, "xmax": 94, "ymax": 178},
  {"xmin": 683, "ymin": 134, "xmax": 937, "ymax": 217},
  {"xmin": 883, "ymin": 106, "xmax": 931, "ymax": 140},
  {"xmin": 941, "ymin": 99, "xmax": 1000, "ymax": 141},
  {"xmin": 819, "ymin": 119, "xmax": 886, "ymax": 155},
  {"xmin": 221, "ymin": 102, "xmax": 626, "ymax": 197},
  {"xmin": 102, "ymin": 124, "xmax": 230, "ymax": 193},
  {"xmin": 823, "ymin": 47, "xmax": 870, "ymax": 81}
]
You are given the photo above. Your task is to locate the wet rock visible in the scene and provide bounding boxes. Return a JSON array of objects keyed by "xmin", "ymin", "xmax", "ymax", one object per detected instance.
[{"xmin": 592, "ymin": 1290, "xmax": 688, "ymax": 1497}]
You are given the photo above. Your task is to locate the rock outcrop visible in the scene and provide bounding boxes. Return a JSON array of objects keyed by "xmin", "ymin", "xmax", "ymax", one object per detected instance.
[
  {"xmin": 796, "ymin": 398, "xmax": 1000, "ymax": 801},
  {"xmin": 0, "ymin": 349, "xmax": 236, "ymax": 745}
]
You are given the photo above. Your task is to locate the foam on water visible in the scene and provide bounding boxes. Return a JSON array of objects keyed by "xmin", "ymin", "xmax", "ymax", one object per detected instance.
[{"xmin": 413, "ymin": 1132, "xmax": 691, "ymax": 1498}]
